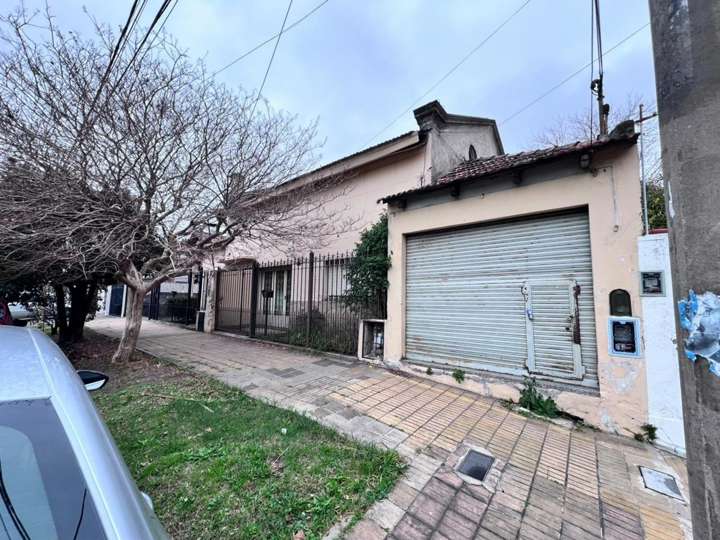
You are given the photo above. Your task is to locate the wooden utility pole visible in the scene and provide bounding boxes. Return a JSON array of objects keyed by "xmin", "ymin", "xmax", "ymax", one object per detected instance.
[{"xmin": 649, "ymin": 1, "xmax": 720, "ymax": 537}]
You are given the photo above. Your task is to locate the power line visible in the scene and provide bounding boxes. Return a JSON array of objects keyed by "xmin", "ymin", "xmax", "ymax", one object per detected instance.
[
  {"xmin": 116, "ymin": 0, "xmax": 177, "ymax": 83},
  {"xmin": 145, "ymin": 0, "xmax": 179, "ymax": 50},
  {"xmin": 363, "ymin": 0, "xmax": 533, "ymax": 147},
  {"xmin": 212, "ymin": 0, "xmax": 329, "ymax": 77},
  {"xmin": 501, "ymin": 22, "xmax": 650, "ymax": 126},
  {"xmin": 248, "ymin": 0, "xmax": 293, "ymax": 120},
  {"xmin": 86, "ymin": 0, "xmax": 143, "ymax": 121}
]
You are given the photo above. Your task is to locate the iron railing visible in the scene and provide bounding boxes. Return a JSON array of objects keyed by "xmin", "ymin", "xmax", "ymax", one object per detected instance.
[
  {"xmin": 214, "ymin": 252, "xmax": 386, "ymax": 355},
  {"xmin": 143, "ymin": 269, "xmax": 204, "ymax": 327}
]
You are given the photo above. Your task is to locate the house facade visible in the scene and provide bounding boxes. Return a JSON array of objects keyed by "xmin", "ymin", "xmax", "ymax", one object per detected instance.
[
  {"xmin": 379, "ymin": 121, "xmax": 682, "ymax": 441},
  {"xmin": 205, "ymin": 101, "xmax": 504, "ymax": 336}
]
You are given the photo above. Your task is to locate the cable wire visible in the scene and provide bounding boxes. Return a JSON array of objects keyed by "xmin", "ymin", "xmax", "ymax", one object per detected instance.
[
  {"xmin": 116, "ymin": 0, "xmax": 176, "ymax": 83},
  {"xmin": 248, "ymin": 0, "xmax": 293, "ymax": 120},
  {"xmin": 364, "ymin": 0, "xmax": 533, "ymax": 147},
  {"xmin": 85, "ymin": 0, "xmax": 142, "ymax": 123},
  {"xmin": 213, "ymin": 0, "xmax": 329, "ymax": 76},
  {"xmin": 500, "ymin": 23, "xmax": 649, "ymax": 125},
  {"xmin": 589, "ymin": 0, "xmax": 595, "ymax": 141}
]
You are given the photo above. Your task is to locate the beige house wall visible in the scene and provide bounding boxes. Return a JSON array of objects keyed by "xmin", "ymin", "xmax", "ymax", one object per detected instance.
[
  {"xmin": 224, "ymin": 145, "xmax": 430, "ymax": 263},
  {"xmin": 384, "ymin": 145, "xmax": 648, "ymax": 436}
]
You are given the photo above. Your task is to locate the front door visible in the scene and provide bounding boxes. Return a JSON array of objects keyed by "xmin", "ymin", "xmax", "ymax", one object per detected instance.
[
  {"xmin": 108, "ymin": 285, "xmax": 124, "ymax": 316},
  {"xmin": 524, "ymin": 279, "xmax": 584, "ymax": 379}
]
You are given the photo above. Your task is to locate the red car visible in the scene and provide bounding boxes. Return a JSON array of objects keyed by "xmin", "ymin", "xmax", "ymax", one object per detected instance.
[{"xmin": 0, "ymin": 298, "xmax": 13, "ymax": 325}]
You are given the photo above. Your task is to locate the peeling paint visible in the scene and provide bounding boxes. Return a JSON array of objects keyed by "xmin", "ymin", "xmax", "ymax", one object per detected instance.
[{"xmin": 678, "ymin": 289, "xmax": 720, "ymax": 376}]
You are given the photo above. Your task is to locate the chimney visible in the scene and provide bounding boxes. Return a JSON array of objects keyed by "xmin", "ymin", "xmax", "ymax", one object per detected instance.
[{"xmin": 413, "ymin": 100, "xmax": 449, "ymax": 131}]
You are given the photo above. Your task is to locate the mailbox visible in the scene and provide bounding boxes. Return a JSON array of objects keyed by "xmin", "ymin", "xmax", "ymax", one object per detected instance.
[
  {"xmin": 608, "ymin": 316, "xmax": 641, "ymax": 358},
  {"xmin": 261, "ymin": 289, "xmax": 274, "ymax": 300}
]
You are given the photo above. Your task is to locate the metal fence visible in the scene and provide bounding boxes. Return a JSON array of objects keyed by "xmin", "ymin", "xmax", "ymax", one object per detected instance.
[
  {"xmin": 143, "ymin": 269, "xmax": 204, "ymax": 326},
  {"xmin": 215, "ymin": 252, "xmax": 386, "ymax": 355}
]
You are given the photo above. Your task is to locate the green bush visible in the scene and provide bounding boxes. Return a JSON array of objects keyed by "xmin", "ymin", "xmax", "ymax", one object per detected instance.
[
  {"xmin": 452, "ymin": 369, "xmax": 465, "ymax": 384},
  {"xmin": 518, "ymin": 378, "xmax": 558, "ymax": 418},
  {"xmin": 345, "ymin": 215, "xmax": 389, "ymax": 315},
  {"xmin": 634, "ymin": 423, "xmax": 658, "ymax": 443}
]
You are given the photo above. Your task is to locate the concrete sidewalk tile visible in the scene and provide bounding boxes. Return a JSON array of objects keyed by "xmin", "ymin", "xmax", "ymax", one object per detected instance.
[
  {"xmin": 404, "ymin": 466, "xmax": 434, "ymax": 492},
  {"xmin": 368, "ymin": 500, "xmax": 406, "ymax": 531},
  {"xmin": 433, "ymin": 468, "xmax": 464, "ymax": 489},
  {"xmin": 408, "ymin": 493, "xmax": 446, "ymax": 528},
  {"xmin": 422, "ymin": 477, "xmax": 458, "ymax": 502},
  {"xmin": 452, "ymin": 490, "xmax": 488, "ymax": 522},
  {"xmin": 347, "ymin": 518, "xmax": 387, "ymax": 540},
  {"xmin": 389, "ymin": 481, "xmax": 420, "ymax": 510},
  {"xmin": 391, "ymin": 514, "xmax": 433, "ymax": 540},
  {"xmin": 437, "ymin": 509, "xmax": 477, "ymax": 540}
]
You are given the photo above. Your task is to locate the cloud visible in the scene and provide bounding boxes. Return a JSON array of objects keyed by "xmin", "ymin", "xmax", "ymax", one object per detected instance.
[{"xmin": 15, "ymin": 0, "xmax": 656, "ymax": 163}]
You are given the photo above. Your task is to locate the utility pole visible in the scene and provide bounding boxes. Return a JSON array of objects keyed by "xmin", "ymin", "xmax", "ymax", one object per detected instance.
[
  {"xmin": 590, "ymin": 0, "xmax": 609, "ymax": 137},
  {"xmin": 636, "ymin": 104, "xmax": 658, "ymax": 235},
  {"xmin": 649, "ymin": 1, "xmax": 720, "ymax": 538}
]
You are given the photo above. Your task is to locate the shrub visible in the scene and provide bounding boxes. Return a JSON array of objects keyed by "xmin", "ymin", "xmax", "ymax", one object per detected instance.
[
  {"xmin": 426, "ymin": 366, "xmax": 433, "ymax": 375},
  {"xmin": 634, "ymin": 423, "xmax": 658, "ymax": 443},
  {"xmin": 345, "ymin": 215, "xmax": 389, "ymax": 316},
  {"xmin": 518, "ymin": 378, "xmax": 558, "ymax": 418},
  {"xmin": 452, "ymin": 369, "xmax": 465, "ymax": 384}
]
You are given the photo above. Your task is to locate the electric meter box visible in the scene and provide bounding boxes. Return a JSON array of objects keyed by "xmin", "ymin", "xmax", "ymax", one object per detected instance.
[{"xmin": 608, "ymin": 316, "xmax": 641, "ymax": 358}]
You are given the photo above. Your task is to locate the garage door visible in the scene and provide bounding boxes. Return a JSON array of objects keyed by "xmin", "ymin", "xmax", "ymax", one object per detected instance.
[{"xmin": 405, "ymin": 211, "xmax": 598, "ymax": 385}]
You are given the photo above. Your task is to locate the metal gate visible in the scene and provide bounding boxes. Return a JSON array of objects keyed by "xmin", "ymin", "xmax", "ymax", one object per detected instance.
[
  {"xmin": 214, "ymin": 253, "xmax": 385, "ymax": 355},
  {"xmin": 405, "ymin": 211, "xmax": 597, "ymax": 385},
  {"xmin": 215, "ymin": 267, "xmax": 255, "ymax": 335}
]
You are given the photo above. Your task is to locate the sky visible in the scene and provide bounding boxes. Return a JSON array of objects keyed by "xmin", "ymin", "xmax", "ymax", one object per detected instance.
[{"xmin": 16, "ymin": 0, "xmax": 657, "ymax": 167}]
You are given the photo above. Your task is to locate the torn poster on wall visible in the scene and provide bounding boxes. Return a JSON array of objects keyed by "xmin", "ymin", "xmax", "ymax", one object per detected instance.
[{"xmin": 678, "ymin": 289, "xmax": 720, "ymax": 376}]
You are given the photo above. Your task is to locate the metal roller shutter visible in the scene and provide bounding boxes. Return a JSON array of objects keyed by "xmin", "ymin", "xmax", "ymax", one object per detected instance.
[{"xmin": 405, "ymin": 211, "xmax": 598, "ymax": 386}]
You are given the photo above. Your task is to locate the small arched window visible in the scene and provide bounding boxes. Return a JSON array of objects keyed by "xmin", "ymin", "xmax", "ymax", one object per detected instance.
[
  {"xmin": 609, "ymin": 289, "xmax": 632, "ymax": 316},
  {"xmin": 468, "ymin": 144, "xmax": 477, "ymax": 160}
]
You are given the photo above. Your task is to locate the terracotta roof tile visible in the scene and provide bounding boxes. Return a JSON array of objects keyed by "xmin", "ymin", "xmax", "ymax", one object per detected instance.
[{"xmin": 379, "ymin": 129, "xmax": 637, "ymax": 203}]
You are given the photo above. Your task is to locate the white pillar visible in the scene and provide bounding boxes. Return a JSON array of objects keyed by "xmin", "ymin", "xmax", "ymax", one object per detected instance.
[{"xmin": 638, "ymin": 233, "xmax": 685, "ymax": 454}]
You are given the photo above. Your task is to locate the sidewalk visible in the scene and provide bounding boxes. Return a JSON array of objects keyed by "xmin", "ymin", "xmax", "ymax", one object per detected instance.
[{"xmin": 88, "ymin": 317, "xmax": 691, "ymax": 539}]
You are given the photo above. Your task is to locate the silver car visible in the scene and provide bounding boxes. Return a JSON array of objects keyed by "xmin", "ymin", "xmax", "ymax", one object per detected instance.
[{"xmin": 0, "ymin": 327, "xmax": 169, "ymax": 539}]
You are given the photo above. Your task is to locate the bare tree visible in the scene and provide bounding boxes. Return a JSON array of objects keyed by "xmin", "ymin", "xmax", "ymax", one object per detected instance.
[
  {"xmin": 0, "ymin": 7, "xmax": 350, "ymax": 361},
  {"xmin": 532, "ymin": 93, "xmax": 665, "ymax": 228}
]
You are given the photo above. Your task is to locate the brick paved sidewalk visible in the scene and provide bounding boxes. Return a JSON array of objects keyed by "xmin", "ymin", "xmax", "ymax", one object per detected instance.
[{"xmin": 88, "ymin": 318, "xmax": 691, "ymax": 539}]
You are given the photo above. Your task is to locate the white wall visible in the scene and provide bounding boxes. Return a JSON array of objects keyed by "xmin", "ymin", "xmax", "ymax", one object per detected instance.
[{"xmin": 639, "ymin": 233, "xmax": 686, "ymax": 455}]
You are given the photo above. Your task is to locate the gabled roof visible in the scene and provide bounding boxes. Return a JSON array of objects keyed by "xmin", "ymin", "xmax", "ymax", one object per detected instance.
[
  {"xmin": 379, "ymin": 123, "xmax": 638, "ymax": 204},
  {"xmin": 273, "ymin": 131, "xmax": 423, "ymax": 196}
]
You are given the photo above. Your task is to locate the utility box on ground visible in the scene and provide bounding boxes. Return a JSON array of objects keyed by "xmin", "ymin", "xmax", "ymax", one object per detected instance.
[{"xmin": 358, "ymin": 319, "xmax": 385, "ymax": 362}]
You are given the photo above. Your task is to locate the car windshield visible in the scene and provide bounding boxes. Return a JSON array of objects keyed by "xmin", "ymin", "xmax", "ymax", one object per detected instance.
[{"xmin": 0, "ymin": 399, "xmax": 106, "ymax": 539}]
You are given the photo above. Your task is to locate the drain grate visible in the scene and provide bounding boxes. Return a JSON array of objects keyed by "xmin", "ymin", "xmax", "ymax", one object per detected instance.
[
  {"xmin": 639, "ymin": 466, "xmax": 684, "ymax": 500},
  {"xmin": 457, "ymin": 449, "xmax": 494, "ymax": 482}
]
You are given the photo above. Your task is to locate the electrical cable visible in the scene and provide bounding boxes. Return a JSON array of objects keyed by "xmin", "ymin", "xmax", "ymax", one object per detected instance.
[
  {"xmin": 248, "ymin": 0, "xmax": 293, "ymax": 120},
  {"xmin": 500, "ymin": 23, "xmax": 649, "ymax": 125},
  {"xmin": 212, "ymin": 0, "xmax": 330, "ymax": 76},
  {"xmin": 364, "ymin": 0, "xmax": 533, "ymax": 147},
  {"xmin": 84, "ymin": 0, "xmax": 143, "ymax": 124}
]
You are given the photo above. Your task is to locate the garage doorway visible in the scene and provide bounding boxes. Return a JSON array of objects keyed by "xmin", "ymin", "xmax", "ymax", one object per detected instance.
[{"xmin": 404, "ymin": 210, "xmax": 597, "ymax": 386}]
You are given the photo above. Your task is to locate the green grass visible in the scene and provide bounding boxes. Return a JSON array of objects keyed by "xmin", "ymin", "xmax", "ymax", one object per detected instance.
[{"xmin": 95, "ymin": 377, "xmax": 405, "ymax": 540}]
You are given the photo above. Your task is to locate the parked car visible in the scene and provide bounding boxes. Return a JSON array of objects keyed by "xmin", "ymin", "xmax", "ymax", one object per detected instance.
[
  {"xmin": 0, "ymin": 326, "xmax": 169, "ymax": 539},
  {"xmin": 8, "ymin": 302, "xmax": 35, "ymax": 326},
  {"xmin": 0, "ymin": 298, "xmax": 11, "ymax": 325}
]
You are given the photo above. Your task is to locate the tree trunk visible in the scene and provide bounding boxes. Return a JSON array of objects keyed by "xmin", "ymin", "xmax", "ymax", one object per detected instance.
[
  {"xmin": 67, "ymin": 280, "xmax": 98, "ymax": 342},
  {"xmin": 111, "ymin": 286, "xmax": 145, "ymax": 363},
  {"xmin": 54, "ymin": 284, "xmax": 68, "ymax": 341}
]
